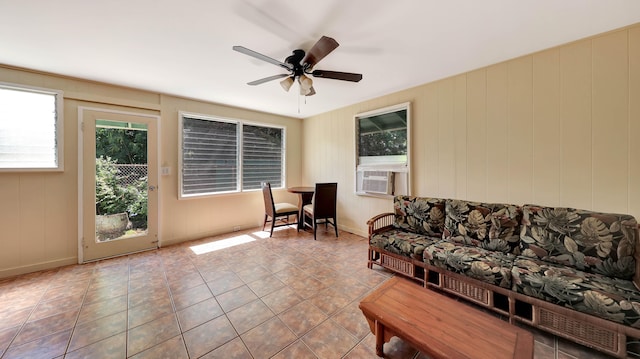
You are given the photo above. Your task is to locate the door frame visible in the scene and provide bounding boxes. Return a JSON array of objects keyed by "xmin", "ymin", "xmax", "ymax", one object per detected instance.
[{"xmin": 77, "ymin": 106, "xmax": 161, "ymax": 263}]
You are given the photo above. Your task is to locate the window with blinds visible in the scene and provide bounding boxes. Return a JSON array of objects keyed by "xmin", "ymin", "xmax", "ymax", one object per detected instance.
[
  {"xmin": 0, "ymin": 83, "xmax": 64, "ymax": 171},
  {"xmin": 179, "ymin": 113, "xmax": 284, "ymax": 197},
  {"xmin": 242, "ymin": 124, "xmax": 283, "ymax": 190}
]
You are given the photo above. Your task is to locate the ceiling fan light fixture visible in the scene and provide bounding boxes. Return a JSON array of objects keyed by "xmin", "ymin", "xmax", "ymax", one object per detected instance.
[
  {"xmin": 306, "ymin": 86, "xmax": 316, "ymax": 96},
  {"xmin": 234, "ymin": 35, "xmax": 363, "ymax": 98},
  {"xmin": 280, "ymin": 76, "xmax": 294, "ymax": 92},
  {"xmin": 299, "ymin": 85, "xmax": 311, "ymax": 96},
  {"xmin": 298, "ymin": 74, "xmax": 313, "ymax": 92}
]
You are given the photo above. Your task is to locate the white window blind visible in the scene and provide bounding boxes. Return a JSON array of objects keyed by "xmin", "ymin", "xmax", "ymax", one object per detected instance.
[
  {"xmin": 180, "ymin": 113, "xmax": 285, "ymax": 197},
  {"xmin": 182, "ymin": 116, "xmax": 238, "ymax": 195},
  {"xmin": 242, "ymin": 124, "xmax": 283, "ymax": 190},
  {"xmin": 0, "ymin": 83, "xmax": 63, "ymax": 170}
]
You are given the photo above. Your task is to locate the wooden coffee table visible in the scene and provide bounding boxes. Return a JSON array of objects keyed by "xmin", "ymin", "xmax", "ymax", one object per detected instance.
[{"xmin": 359, "ymin": 277, "xmax": 533, "ymax": 358}]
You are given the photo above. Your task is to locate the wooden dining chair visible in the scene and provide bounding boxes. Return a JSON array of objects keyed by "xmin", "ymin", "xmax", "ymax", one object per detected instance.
[
  {"xmin": 261, "ymin": 182, "xmax": 299, "ymax": 237},
  {"xmin": 301, "ymin": 182, "xmax": 338, "ymax": 240}
]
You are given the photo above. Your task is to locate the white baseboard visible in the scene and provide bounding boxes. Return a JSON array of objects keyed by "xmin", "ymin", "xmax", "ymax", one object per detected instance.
[
  {"xmin": 0, "ymin": 257, "xmax": 77, "ymax": 279},
  {"xmin": 338, "ymin": 224, "xmax": 368, "ymax": 238}
]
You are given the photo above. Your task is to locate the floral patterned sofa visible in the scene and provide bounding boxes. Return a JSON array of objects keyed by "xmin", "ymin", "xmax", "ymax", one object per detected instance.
[{"xmin": 367, "ymin": 196, "xmax": 640, "ymax": 358}]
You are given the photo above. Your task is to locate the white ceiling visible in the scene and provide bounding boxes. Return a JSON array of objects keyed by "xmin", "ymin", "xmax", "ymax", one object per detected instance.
[{"xmin": 1, "ymin": 1, "xmax": 639, "ymax": 119}]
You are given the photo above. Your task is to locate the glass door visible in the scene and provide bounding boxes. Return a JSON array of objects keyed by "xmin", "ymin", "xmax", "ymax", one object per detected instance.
[{"xmin": 80, "ymin": 108, "xmax": 159, "ymax": 262}]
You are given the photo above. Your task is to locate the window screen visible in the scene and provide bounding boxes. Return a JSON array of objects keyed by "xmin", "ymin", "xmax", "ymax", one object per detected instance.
[
  {"xmin": 0, "ymin": 83, "xmax": 63, "ymax": 170},
  {"xmin": 180, "ymin": 113, "xmax": 285, "ymax": 197},
  {"xmin": 182, "ymin": 116, "xmax": 238, "ymax": 195},
  {"xmin": 357, "ymin": 106, "xmax": 408, "ymax": 165},
  {"xmin": 242, "ymin": 124, "xmax": 283, "ymax": 190}
]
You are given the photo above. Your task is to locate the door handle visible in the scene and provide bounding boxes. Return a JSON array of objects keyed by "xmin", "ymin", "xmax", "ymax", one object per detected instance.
[{"xmin": 149, "ymin": 185, "xmax": 157, "ymax": 191}]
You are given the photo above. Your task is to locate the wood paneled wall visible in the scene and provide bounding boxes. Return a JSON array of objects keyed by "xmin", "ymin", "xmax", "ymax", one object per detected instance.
[
  {"xmin": 303, "ymin": 23, "xmax": 640, "ymax": 237},
  {"xmin": 0, "ymin": 23, "xmax": 637, "ymax": 277},
  {"xmin": 0, "ymin": 67, "xmax": 302, "ymax": 278}
]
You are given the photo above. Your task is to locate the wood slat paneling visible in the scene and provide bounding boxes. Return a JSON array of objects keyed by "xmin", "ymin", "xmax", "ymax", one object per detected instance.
[
  {"xmin": 629, "ymin": 27, "xmax": 640, "ymax": 217},
  {"xmin": 507, "ymin": 56, "xmax": 534, "ymax": 204},
  {"xmin": 423, "ymin": 84, "xmax": 439, "ymax": 195},
  {"xmin": 453, "ymin": 75, "xmax": 468, "ymax": 199},
  {"xmin": 0, "ymin": 176, "xmax": 21, "ymax": 268},
  {"xmin": 19, "ymin": 175, "xmax": 46, "ymax": 264},
  {"xmin": 486, "ymin": 64, "xmax": 509, "ymax": 203},
  {"xmin": 559, "ymin": 39, "xmax": 592, "ymax": 209},
  {"xmin": 592, "ymin": 30, "xmax": 629, "ymax": 212},
  {"xmin": 533, "ymin": 49, "xmax": 561, "ymax": 206},
  {"xmin": 465, "ymin": 69, "xmax": 487, "ymax": 201},
  {"xmin": 301, "ymin": 24, "xmax": 640, "ymax": 238},
  {"xmin": 437, "ymin": 79, "xmax": 456, "ymax": 198}
]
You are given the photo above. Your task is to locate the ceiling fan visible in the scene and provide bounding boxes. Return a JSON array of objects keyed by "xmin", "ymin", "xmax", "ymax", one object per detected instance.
[{"xmin": 233, "ymin": 36, "xmax": 363, "ymax": 96}]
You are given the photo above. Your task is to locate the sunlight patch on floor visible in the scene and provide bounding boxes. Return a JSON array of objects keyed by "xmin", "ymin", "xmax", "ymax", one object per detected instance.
[
  {"xmin": 252, "ymin": 226, "xmax": 295, "ymax": 239},
  {"xmin": 189, "ymin": 234, "xmax": 257, "ymax": 255}
]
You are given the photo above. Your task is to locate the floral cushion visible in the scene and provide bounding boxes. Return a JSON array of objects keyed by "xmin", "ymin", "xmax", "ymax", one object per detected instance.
[
  {"xmin": 512, "ymin": 257, "xmax": 640, "ymax": 327},
  {"xmin": 393, "ymin": 196, "xmax": 446, "ymax": 237},
  {"xmin": 519, "ymin": 205, "xmax": 638, "ymax": 280},
  {"xmin": 370, "ymin": 228, "xmax": 441, "ymax": 260},
  {"xmin": 423, "ymin": 241, "xmax": 515, "ymax": 288},
  {"xmin": 444, "ymin": 199, "xmax": 522, "ymax": 254}
]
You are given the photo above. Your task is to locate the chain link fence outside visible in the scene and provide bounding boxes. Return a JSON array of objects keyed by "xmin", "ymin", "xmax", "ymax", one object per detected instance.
[{"xmin": 114, "ymin": 164, "xmax": 148, "ymax": 187}]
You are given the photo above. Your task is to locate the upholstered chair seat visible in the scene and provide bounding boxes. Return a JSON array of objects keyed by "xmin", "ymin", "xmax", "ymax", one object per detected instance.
[
  {"xmin": 262, "ymin": 182, "xmax": 298, "ymax": 237},
  {"xmin": 276, "ymin": 203, "xmax": 299, "ymax": 214}
]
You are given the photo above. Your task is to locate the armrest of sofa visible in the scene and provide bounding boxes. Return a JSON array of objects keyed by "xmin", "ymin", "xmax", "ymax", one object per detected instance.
[
  {"xmin": 635, "ymin": 224, "xmax": 640, "ymax": 290},
  {"xmin": 367, "ymin": 213, "xmax": 395, "ymax": 237}
]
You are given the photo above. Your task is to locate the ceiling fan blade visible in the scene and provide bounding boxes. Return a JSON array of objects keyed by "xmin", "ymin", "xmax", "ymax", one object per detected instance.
[
  {"xmin": 233, "ymin": 46, "xmax": 293, "ymax": 70},
  {"xmin": 302, "ymin": 36, "xmax": 339, "ymax": 68},
  {"xmin": 247, "ymin": 74, "xmax": 290, "ymax": 86},
  {"xmin": 311, "ymin": 70, "xmax": 363, "ymax": 82}
]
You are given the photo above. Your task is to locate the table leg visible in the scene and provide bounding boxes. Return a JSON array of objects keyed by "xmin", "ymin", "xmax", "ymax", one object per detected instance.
[
  {"xmin": 297, "ymin": 207, "xmax": 304, "ymax": 230},
  {"xmin": 375, "ymin": 320, "xmax": 384, "ymax": 357},
  {"xmin": 296, "ymin": 194, "xmax": 304, "ymax": 230},
  {"xmin": 297, "ymin": 192, "xmax": 314, "ymax": 230}
]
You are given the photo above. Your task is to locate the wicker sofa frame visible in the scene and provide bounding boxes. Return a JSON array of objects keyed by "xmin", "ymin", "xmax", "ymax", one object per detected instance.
[{"xmin": 367, "ymin": 206, "xmax": 640, "ymax": 358}]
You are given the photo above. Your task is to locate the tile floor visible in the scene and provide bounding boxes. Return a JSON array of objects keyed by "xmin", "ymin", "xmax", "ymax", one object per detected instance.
[{"xmin": 0, "ymin": 226, "xmax": 617, "ymax": 358}]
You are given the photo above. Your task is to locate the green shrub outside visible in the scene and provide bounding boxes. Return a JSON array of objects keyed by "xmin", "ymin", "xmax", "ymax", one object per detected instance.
[{"xmin": 95, "ymin": 156, "xmax": 148, "ymax": 228}]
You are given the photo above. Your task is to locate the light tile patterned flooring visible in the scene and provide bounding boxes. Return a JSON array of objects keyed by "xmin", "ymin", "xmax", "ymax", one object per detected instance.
[{"xmin": 0, "ymin": 226, "xmax": 616, "ymax": 358}]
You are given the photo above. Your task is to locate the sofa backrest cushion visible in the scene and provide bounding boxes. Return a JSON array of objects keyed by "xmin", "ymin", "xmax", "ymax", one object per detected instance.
[
  {"xmin": 520, "ymin": 205, "xmax": 638, "ymax": 280},
  {"xmin": 393, "ymin": 196, "xmax": 446, "ymax": 238},
  {"xmin": 444, "ymin": 199, "xmax": 522, "ymax": 254}
]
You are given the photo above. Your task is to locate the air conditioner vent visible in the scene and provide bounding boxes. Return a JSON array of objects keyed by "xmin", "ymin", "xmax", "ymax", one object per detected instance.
[{"xmin": 362, "ymin": 170, "xmax": 394, "ymax": 194}]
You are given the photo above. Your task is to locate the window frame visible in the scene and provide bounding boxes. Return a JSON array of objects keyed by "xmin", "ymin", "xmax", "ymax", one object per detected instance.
[
  {"xmin": 355, "ymin": 102, "xmax": 409, "ymax": 167},
  {"xmin": 354, "ymin": 102, "xmax": 411, "ymax": 197},
  {"xmin": 178, "ymin": 112, "xmax": 286, "ymax": 199},
  {"xmin": 241, "ymin": 120, "xmax": 287, "ymax": 192},
  {"xmin": 0, "ymin": 82, "xmax": 64, "ymax": 172}
]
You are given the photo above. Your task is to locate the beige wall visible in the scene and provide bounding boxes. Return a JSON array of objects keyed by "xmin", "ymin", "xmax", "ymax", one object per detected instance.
[
  {"xmin": 0, "ymin": 67, "xmax": 302, "ymax": 278},
  {"xmin": 303, "ymin": 24, "xmax": 640, "ymax": 237},
  {"xmin": 157, "ymin": 96, "xmax": 302, "ymax": 245},
  {"xmin": 1, "ymin": 22, "xmax": 638, "ymax": 278}
]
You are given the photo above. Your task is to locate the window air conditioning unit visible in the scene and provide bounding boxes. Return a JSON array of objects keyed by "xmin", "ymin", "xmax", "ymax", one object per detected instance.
[{"xmin": 362, "ymin": 170, "xmax": 394, "ymax": 195}]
